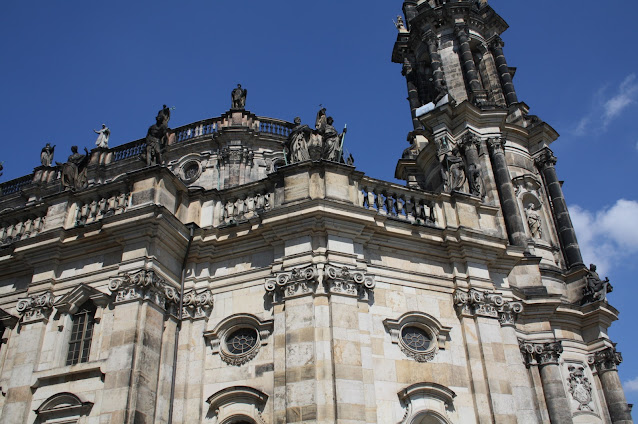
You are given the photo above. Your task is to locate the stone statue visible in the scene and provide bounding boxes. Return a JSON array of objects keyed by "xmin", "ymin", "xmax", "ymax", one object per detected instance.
[
  {"xmin": 581, "ymin": 264, "xmax": 613, "ymax": 305},
  {"xmin": 287, "ymin": 117, "xmax": 311, "ymax": 163},
  {"xmin": 466, "ymin": 163, "xmax": 483, "ymax": 197},
  {"xmin": 394, "ymin": 16, "xmax": 406, "ymax": 31},
  {"xmin": 525, "ymin": 203, "xmax": 542, "ymax": 239},
  {"xmin": 57, "ymin": 146, "xmax": 90, "ymax": 191},
  {"xmin": 40, "ymin": 143, "xmax": 55, "ymax": 167},
  {"xmin": 94, "ymin": 124, "xmax": 110, "ymax": 148},
  {"xmin": 441, "ymin": 149, "xmax": 465, "ymax": 192},
  {"xmin": 315, "ymin": 107, "xmax": 327, "ymax": 133},
  {"xmin": 322, "ymin": 117, "xmax": 342, "ymax": 162},
  {"xmin": 231, "ymin": 84, "xmax": 247, "ymax": 109},
  {"xmin": 145, "ymin": 105, "xmax": 171, "ymax": 166}
]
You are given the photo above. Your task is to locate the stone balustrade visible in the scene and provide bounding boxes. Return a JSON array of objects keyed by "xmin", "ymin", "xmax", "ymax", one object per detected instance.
[
  {"xmin": 0, "ymin": 174, "xmax": 33, "ymax": 197},
  {"xmin": 174, "ymin": 118, "xmax": 221, "ymax": 143},
  {"xmin": 75, "ymin": 191, "xmax": 130, "ymax": 227},
  {"xmin": 360, "ymin": 177, "xmax": 437, "ymax": 225},
  {"xmin": 111, "ymin": 139, "xmax": 146, "ymax": 162},
  {"xmin": 0, "ymin": 214, "xmax": 46, "ymax": 246},
  {"xmin": 257, "ymin": 117, "xmax": 293, "ymax": 138},
  {"xmin": 219, "ymin": 190, "xmax": 273, "ymax": 226}
]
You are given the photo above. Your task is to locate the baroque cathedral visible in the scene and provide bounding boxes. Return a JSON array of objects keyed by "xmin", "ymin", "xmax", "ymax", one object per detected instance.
[{"xmin": 0, "ymin": 0, "xmax": 632, "ymax": 423}]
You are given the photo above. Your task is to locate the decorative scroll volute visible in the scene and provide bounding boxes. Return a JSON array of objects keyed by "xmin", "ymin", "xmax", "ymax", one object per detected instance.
[
  {"xmin": 109, "ymin": 269, "xmax": 180, "ymax": 314},
  {"xmin": 16, "ymin": 291, "xmax": 55, "ymax": 323},
  {"xmin": 324, "ymin": 265, "xmax": 375, "ymax": 299},
  {"xmin": 264, "ymin": 265, "xmax": 318, "ymax": 302},
  {"xmin": 519, "ymin": 340, "xmax": 563, "ymax": 368},
  {"xmin": 182, "ymin": 289, "xmax": 214, "ymax": 320},
  {"xmin": 453, "ymin": 288, "xmax": 523, "ymax": 326}
]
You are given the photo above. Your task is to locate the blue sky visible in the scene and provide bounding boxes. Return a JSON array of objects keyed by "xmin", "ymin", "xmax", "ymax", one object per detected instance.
[{"xmin": 1, "ymin": 0, "xmax": 637, "ymax": 408}]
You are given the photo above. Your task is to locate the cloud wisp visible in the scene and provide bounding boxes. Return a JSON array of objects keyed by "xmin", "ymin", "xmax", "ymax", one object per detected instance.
[
  {"xmin": 572, "ymin": 74, "xmax": 638, "ymax": 136},
  {"xmin": 569, "ymin": 199, "xmax": 638, "ymax": 276},
  {"xmin": 624, "ymin": 376, "xmax": 638, "ymax": 392}
]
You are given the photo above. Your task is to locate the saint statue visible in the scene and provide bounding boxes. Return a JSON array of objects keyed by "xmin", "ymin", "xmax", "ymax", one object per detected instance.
[
  {"xmin": 57, "ymin": 146, "xmax": 90, "ymax": 191},
  {"xmin": 40, "ymin": 143, "xmax": 55, "ymax": 167},
  {"xmin": 231, "ymin": 84, "xmax": 247, "ymax": 109},
  {"xmin": 322, "ymin": 116, "xmax": 345, "ymax": 162},
  {"xmin": 525, "ymin": 203, "xmax": 542, "ymax": 239},
  {"xmin": 145, "ymin": 105, "xmax": 171, "ymax": 166},
  {"xmin": 581, "ymin": 264, "xmax": 613, "ymax": 305},
  {"xmin": 441, "ymin": 149, "xmax": 465, "ymax": 192},
  {"xmin": 94, "ymin": 124, "xmax": 110, "ymax": 148},
  {"xmin": 287, "ymin": 117, "xmax": 311, "ymax": 163},
  {"xmin": 315, "ymin": 107, "xmax": 327, "ymax": 133}
]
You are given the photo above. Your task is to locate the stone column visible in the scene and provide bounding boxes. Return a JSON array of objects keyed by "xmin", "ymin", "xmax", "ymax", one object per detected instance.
[
  {"xmin": 487, "ymin": 138, "xmax": 527, "ymax": 246},
  {"xmin": 590, "ymin": 346, "xmax": 633, "ymax": 423},
  {"xmin": 454, "ymin": 25, "xmax": 484, "ymax": 103},
  {"xmin": 489, "ymin": 36, "xmax": 518, "ymax": 106},
  {"xmin": 535, "ymin": 149, "xmax": 584, "ymax": 268},
  {"xmin": 424, "ymin": 33, "xmax": 448, "ymax": 104},
  {"xmin": 402, "ymin": 54, "xmax": 423, "ymax": 130},
  {"xmin": 520, "ymin": 341, "xmax": 574, "ymax": 424}
]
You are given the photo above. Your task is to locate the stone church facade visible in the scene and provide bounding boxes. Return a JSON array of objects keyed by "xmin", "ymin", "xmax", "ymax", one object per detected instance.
[{"xmin": 0, "ymin": 1, "xmax": 632, "ymax": 423}]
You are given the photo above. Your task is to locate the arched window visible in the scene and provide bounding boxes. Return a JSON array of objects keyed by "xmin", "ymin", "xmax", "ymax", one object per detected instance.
[{"xmin": 66, "ymin": 301, "xmax": 96, "ymax": 366}]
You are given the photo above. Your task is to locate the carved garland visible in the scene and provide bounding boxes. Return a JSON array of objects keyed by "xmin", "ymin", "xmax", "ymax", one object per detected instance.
[
  {"xmin": 16, "ymin": 291, "xmax": 55, "ymax": 323},
  {"xmin": 453, "ymin": 288, "xmax": 523, "ymax": 325},
  {"xmin": 108, "ymin": 269, "xmax": 179, "ymax": 314}
]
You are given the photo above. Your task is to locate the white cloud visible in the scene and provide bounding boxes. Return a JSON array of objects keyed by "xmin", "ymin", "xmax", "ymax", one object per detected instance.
[
  {"xmin": 570, "ymin": 199, "xmax": 638, "ymax": 276},
  {"xmin": 624, "ymin": 376, "xmax": 638, "ymax": 392},
  {"xmin": 571, "ymin": 74, "xmax": 638, "ymax": 135}
]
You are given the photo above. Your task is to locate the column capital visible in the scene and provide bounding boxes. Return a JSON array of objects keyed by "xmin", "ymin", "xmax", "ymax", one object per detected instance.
[
  {"xmin": 589, "ymin": 345, "xmax": 623, "ymax": 373},
  {"xmin": 16, "ymin": 291, "xmax": 54, "ymax": 324},
  {"xmin": 535, "ymin": 148, "xmax": 557, "ymax": 170},
  {"xmin": 182, "ymin": 288, "xmax": 215, "ymax": 320},
  {"xmin": 489, "ymin": 35, "xmax": 505, "ymax": 50},
  {"xmin": 108, "ymin": 269, "xmax": 180, "ymax": 314},
  {"xmin": 265, "ymin": 264, "xmax": 319, "ymax": 301},
  {"xmin": 423, "ymin": 32, "xmax": 439, "ymax": 49},
  {"xmin": 453, "ymin": 288, "xmax": 523, "ymax": 326},
  {"xmin": 454, "ymin": 24, "xmax": 469, "ymax": 39},
  {"xmin": 460, "ymin": 132, "xmax": 481, "ymax": 151},
  {"xmin": 519, "ymin": 340, "xmax": 563, "ymax": 367},
  {"xmin": 487, "ymin": 137, "xmax": 505, "ymax": 153}
]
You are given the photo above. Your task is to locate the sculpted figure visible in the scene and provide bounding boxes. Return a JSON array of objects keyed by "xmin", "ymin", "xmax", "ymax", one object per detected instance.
[
  {"xmin": 57, "ymin": 146, "xmax": 90, "ymax": 191},
  {"xmin": 315, "ymin": 107, "xmax": 327, "ymax": 133},
  {"xmin": 525, "ymin": 203, "xmax": 542, "ymax": 239},
  {"xmin": 94, "ymin": 124, "xmax": 110, "ymax": 148},
  {"xmin": 467, "ymin": 162, "xmax": 483, "ymax": 197},
  {"xmin": 145, "ymin": 105, "xmax": 171, "ymax": 166},
  {"xmin": 441, "ymin": 149, "xmax": 465, "ymax": 191},
  {"xmin": 231, "ymin": 84, "xmax": 247, "ymax": 109},
  {"xmin": 322, "ymin": 116, "xmax": 345, "ymax": 162},
  {"xmin": 287, "ymin": 117, "xmax": 311, "ymax": 163},
  {"xmin": 40, "ymin": 143, "xmax": 55, "ymax": 167},
  {"xmin": 581, "ymin": 264, "xmax": 613, "ymax": 305}
]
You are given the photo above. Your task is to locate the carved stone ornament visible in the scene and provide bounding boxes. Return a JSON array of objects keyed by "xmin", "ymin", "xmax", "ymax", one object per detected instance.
[
  {"xmin": 568, "ymin": 365, "xmax": 593, "ymax": 411},
  {"xmin": 16, "ymin": 291, "xmax": 55, "ymax": 323},
  {"xmin": 108, "ymin": 269, "xmax": 180, "ymax": 314},
  {"xmin": 182, "ymin": 289, "xmax": 214, "ymax": 320},
  {"xmin": 534, "ymin": 148, "xmax": 557, "ymax": 171},
  {"xmin": 206, "ymin": 386, "xmax": 267, "ymax": 424},
  {"xmin": 588, "ymin": 345, "xmax": 623, "ymax": 373},
  {"xmin": 384, "ymin": 312, "xmax": 452, "ymax": 363},
  {"xmin": 324, "ymin": 265, "xmax": 375, "ymax": 300},
  {"xmin": 264, "ymin": 265, "xmax": 318, "ymax": 301},
  {"xmin": 453, "ymin": 289, "xmax": 523, "ymax": 325},
  {"xmin": 518, "ymin": 340, "xmax": 563, "ymax": 368},
  {"xmin": 487, "ymin": 137, "xmax": 505, "ymax": 153}
]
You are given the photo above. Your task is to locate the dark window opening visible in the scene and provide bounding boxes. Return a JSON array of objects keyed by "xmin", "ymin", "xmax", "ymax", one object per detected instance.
[{"xmin": 66, "ymin": 301, "xmax": 96, "ymax": 366}]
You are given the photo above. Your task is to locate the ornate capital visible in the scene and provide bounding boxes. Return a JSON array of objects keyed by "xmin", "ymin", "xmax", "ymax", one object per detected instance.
[
  {"xmin": 109, "ymin": 269, "xmax": 180, "ymax": 313},
  {"xmin": 489, "ymin": 35, "xmax": 505, "ymax": 50},
  {"xmin": 325, "ymin": 265, "xmax": 375, "ymax": 300},
  {"xmin": 264, "ymin": 265, "xmax": 318, "ymax": 301},
  {"xmin": 588, "ymin": 345, "xmax": 623, "ymax": 373},
  {"xmin": 534, "ymin": 149, "xmax": 557, "ymax": 171},
  {"xmin": 182, "ymin": 289, "xmax": 214, "ymax": 320},
  {"xmin": 423, "ymin": 32, "xmax": 439, "ymax": 50},
  {"xmin": 453, "ymin": 289, "xmax": 522, "ymax": 325},
  {"xmin": 487, "ymin": 137, "xmax": 505, "ymax": 153},
  {"xmin": 454, "ymin": 24, "xmax": 469, "ymax": 40},
  {"xmin": 16, "ymin": 291, "xmax": 54, "ymax": 323},
  {"xmin": 460, "ymin": 132, "xmax": 480, "ymax": 151},
  {"xmin": 519, "ymin": 340, "xmax": 563, "ymax": 367}
]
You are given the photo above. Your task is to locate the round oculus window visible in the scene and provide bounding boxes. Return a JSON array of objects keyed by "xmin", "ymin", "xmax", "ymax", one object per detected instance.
[
  {"xmin": 401, "ymin": 326, "xmax": 431, "ymax": 352},
  {"xmin": 226, "ymin": 327, "xmax": 258, "ymax": 355}
]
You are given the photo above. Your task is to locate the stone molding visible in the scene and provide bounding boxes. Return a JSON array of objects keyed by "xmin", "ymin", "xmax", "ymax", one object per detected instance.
[
  {"xmin": 324, "ymin": 264, "xmax": 375, "ymax": 300},
  {"xmin": 398, "ymin": 382, "xmax": 456, "ymax": 424},
  {"xmin": 384, "ymin": 312, "xmax": 451, "ymax": 363},
  {"xmin": 519, "ymin": 340, "xmax": 563, "ymax": 367},
  {"xmin": 204, "ymin": 313, "xmax": 273, "ymax": 367},
  {"xmin": 16, "ymin": 291, "xmax": 55, "ymax": 323},
  {"xmin": 588, "ymin": 345, "xmax": 623, "ymax": 373},
  {"xmin": 35, "ymin": 392, "xmax": 94, "ymax": 420},
  {"xmin": 108, "ymin": 269, "xmax": 179, "ymax": 314},
  {"xmin": 206, "ymin": 386, "xmax": 268, "ymax": 424},
  {"xmin": 453, "ymin": 288, "xmax": 523, "ymax": 325},
  {"xmin": 534, "ymin": 148, "xmax": 557, "ymax": 171},
  {"xmin": 54, "ymin": 284, "xmax": 110, "ymax": 316},
  {"xmin": 264, "ymin": 264, "xmax": 375, "ymax": 302},
  {"xmin": 182, "ymin": 288, "xmax": 214, "ymax": 320}
]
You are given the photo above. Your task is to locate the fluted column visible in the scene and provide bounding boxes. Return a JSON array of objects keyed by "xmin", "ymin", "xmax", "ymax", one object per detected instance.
[
  {"xmin": 590, "ymin": 346, "xmax": 633, "ymax": 424},
  {"xmin": 535, "ymin": 149, "xmax": 584, "ymax": 268},
  {"xmin": 402, "ymin": 55, "xmax": 422, "ymax": 129},
  {"xmin": 489, "ymin": 36, "xmax": 518, "ymax": 105},
  {"xmin": 454, "ymin": 25, "xmax": 484, "ymax": 103},
  {"xmin": 520, "ymin": 341, "xmax": 574, "ymax": 424},
  {"xmin": 424, "ymin": 33, "xmax": 448, "ymax": 103},
  {"xmin": 488, "ymin": 138, "xmax": 527, "ymax": 246}
]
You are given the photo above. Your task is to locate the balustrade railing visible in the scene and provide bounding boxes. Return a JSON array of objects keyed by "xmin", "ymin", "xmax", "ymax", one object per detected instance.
[
  {"xmin": 174, "ymin": 118, "xmax": 221, "ymax": 143},
  {"xmin": 75, "ymin": 191, "xmax": 129, "ymax": 226},
  {"xmin": 0, "ymin": 215, "xmax": 46, "ymax": 245},
  {"xmin": 219, "ymin": 191, "xmax": 273, "ymax": 226},
  {"xmin": 0, "ymin": 175, "xmax": 33, "ymax": 197},
  {"xmin": 258, "ymin": 118, "xmax": 293, "ymax": 137},
  {"xmin": 360, "ymin": 179, "xmax": 436, "ymax": 225},
  {"xmin": 112, "ymin": 139, "xmax": 146, "ymax": 162}
]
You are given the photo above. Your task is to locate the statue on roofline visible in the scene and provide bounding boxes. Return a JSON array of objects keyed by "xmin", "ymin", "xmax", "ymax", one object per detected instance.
[
  {"xmin": 231, "ymin": 84, "xmax": 247, "ymax": 109},
  {"xmin": 581, "ymin": 264, "xmax": 613, "ymax": 305},
  {"xmin": 57, "ymin": 146, "xmax": 90, "ymax": 191},
  {"xmin": 41, "ymin": 143, "xmax": 55, "ymax": 167},
  {"xmin": 94, "ymin": 124, "xmax": 110, "ymax": 148},
  {"xmin": 145, "ymin": 105, "xmax": 173, "ymax": 166}
]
